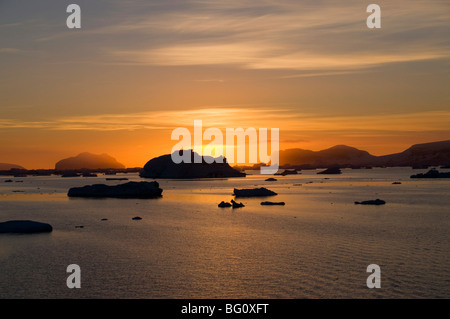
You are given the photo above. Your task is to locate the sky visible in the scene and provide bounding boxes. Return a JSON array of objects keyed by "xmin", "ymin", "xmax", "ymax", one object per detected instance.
[{"xmin": 0, "ymin": 0, "xmax": 449, "ymax": 169}]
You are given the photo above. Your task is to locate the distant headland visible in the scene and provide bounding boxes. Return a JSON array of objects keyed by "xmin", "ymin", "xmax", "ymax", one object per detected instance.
[
  {"xmin": 275, "ymin": 140, "xmax": 450, "ymax": 170},
  {"xmin": 0, "ymin": 152, "xmax": 138, "ymax": 177},
  {"xmin": 55, "ymin": 152, "xmax": 125, "ymax": 170},
  {"xmin": 0, "ymin": 163, "xmax": 26, "ymax": 171}
]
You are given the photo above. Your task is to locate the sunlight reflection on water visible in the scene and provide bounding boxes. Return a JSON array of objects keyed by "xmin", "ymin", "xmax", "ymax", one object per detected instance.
[{"xmin": 0, "ymin": 167, "xmax": 449, "ymax": 298}]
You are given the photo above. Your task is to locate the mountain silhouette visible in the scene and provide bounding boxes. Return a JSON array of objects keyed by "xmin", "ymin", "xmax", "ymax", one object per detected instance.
[
  {"xmin": 0, "ymin": 163, "xmax": 26, "ymax": 170},
  {"xmin": 280, "ymin": 140, "xmax": 450, "ymax": 168},
  {"xmin": 377, "ymin": 140, "xmax": 450, "ymax": 167},
  {"xmin": 55, "ymin": 152, "xmax": 125, "ymax": 170},
  {"xmin": 280, "ymin": 145, "xmax": 377, "ymax": 167}
]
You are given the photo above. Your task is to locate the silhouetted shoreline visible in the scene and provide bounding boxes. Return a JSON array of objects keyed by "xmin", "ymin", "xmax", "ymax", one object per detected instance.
[
  {"xmin": 2, "ymin": 140, "xmax": 449, "ymax": 177},
  {"xmin": 0, "ymin": 167, "xmax": 142, "ymax": 177}
]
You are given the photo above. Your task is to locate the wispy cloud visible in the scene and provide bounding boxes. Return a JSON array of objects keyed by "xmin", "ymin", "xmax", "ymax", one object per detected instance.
[
  {"xmin": 15, "ymin": 0, "xmax": 449, "ymax": 74},
  {"xmin": 1, "ymin": 108, "xmax": 449, "ymax": 134},
  {"xmin": 0, "ymin": 48, "xmax": 22, "ymax": 54},
  {"xmin": 0, "ymin": 119, "xmax": 52, "ymax": 128},
  {"xmin": 103, "ymin": 0, "xmax": 450, "ymax": 72},
  {"xmin": 0, "ymin": 22, "xmax": 23, "ymax": 29},
  {"xmin": 112, "ymin": 45, "xmax": 445, "ymax": 70},
  {"xmin": 53, "ymin": 107, "xmax": 288, "ymax": 130}
]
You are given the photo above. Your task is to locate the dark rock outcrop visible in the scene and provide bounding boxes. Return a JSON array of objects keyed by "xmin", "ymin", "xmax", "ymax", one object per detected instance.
[
  {"xmin": 61, "ymin": 172, "xmax": 80, "ymax": 177},
  {"xmin": 354, "ymin": 199, "xmax": 386, "ymax": 205},
  {"xmin": 231, "ymin": 199, "xmax": 245, "ymax": 208},
  {"xmin": 261, "ymin": 201, "xmax": 285, "ymax": 206},
  {"xmin": 218, "ymin": 201, "xmax": 232, "ymax": 208},
  {"xmin": 0, "ymin": 220, "xmax": 53, "ymax": 234},
  {"xmin": 317, "ymin": 167, "xmax": 342, "ymax": 175},
  {"xmin": 82, "ymin": 173, "xmax": 97, "ymax": 177},
  {"xmin": 55, "ymin": 152, "xmax": 125, "ymax": 170},
  {"xmin": 233, "ymin": 187, "xmax": 277, "ymax": 197},
  {"xmin": 275, "ymin": 169, "xmax": 298, "ymax": 176},
  {"xmin": 410, "ymin": 169, "xmax": 450, "ymax": 179},
  {"xmin": 68, "ymin": 181, "xmax": 163, "ymax": 198},
  {"xmin": 265, "ymin": 178, "xmax": 277, "ymax": 181},
  {"xmin": 140, "ymin": 150, "xmax": 246, "ymax": 179}
]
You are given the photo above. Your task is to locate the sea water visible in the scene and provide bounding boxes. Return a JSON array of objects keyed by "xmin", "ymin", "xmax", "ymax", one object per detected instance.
[{"xmin": 0, "ymin": 167, "xmax": 449, "ymax": 298}]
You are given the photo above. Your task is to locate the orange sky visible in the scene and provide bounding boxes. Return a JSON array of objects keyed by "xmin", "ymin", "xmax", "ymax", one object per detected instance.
[{"xmin": 1, "ymin": 0, "xmax": 449, "ymax": 169}]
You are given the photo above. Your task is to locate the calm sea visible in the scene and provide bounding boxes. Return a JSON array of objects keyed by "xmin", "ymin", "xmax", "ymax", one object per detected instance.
[{"xmin": 0, "ymin": 167, "xmax": 449, "ymax": 298}]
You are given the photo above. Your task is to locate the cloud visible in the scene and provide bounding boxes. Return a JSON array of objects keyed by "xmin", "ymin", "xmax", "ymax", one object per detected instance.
[
  {"xmin": 0, "ymin": 22, "xmax": 23, "ymax": 29},
  {"xmin": 113, "ymin": 45, "xmax": 445, "ymax": 70},
  {"xmin": 0, "ymin": 119, "xmax": 52, "ymax": 128},
  {"xmin": 1, "ymin": 108, "xmax": 449, "ymax": 134},
  {"xmin": 289, "ymin": 110, "xmax": 450, "ymax": 132},
  {"xmin": 103, "ymin": 0, "xmax": 450, "ymax": 72},
  {"xmin": 0, "ymin": 48, "xmax": 22, "ymax": 54},
  {"xmin": 16, "ymin": 0, "xmax": 449, "ymax": 73}
]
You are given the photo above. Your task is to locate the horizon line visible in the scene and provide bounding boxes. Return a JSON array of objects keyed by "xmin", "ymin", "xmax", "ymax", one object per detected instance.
[{"xmin": 2, "ymin": 139, "xmax": 449, "ymax": 170}]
